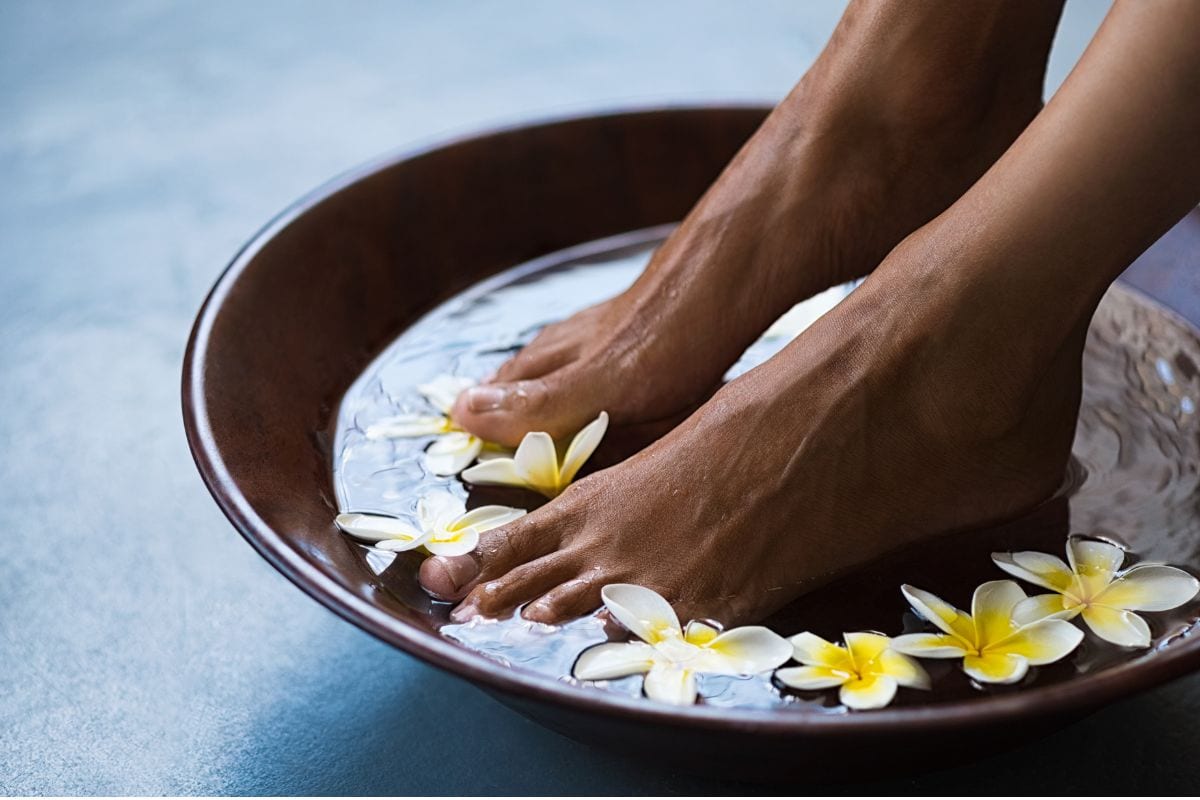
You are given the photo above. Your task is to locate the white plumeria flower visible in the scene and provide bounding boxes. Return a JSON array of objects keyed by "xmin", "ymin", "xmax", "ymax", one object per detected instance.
[
  {"xmin": 993, "ymin": 537, "xmax": 1199, "ymax": 648},
  {"xmin": 335, "ymin": 492, "xmax": 524, "ymax": 557},
  {"xmin": 365, "ymin": 375, "xmax": 500, "ymax": 476},
  {"xmin": 572, "ymin": 584, "xmax": 792, "ymax": 706},
  {"xmin": 775, "ymin": 632, "xmax": 929, "ymax": 710},
  {"xmin": 891, "ymin": 581, "xmax": 1083, "ymax": 685},
  {"xmin": 462, "ymin": 412, "xmax": 608, "ymax": 498}
]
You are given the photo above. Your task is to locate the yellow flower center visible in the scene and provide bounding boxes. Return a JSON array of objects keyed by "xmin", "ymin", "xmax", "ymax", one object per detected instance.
[{"xmin": 1064, "ymin": 574, "xmax": 1106, "ymax": 608}]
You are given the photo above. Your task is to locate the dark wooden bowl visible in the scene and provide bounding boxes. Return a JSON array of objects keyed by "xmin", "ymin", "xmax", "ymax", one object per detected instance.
[{"xmin": 183, "ymin": 107, "xmax": 1200, "ymax": 781}]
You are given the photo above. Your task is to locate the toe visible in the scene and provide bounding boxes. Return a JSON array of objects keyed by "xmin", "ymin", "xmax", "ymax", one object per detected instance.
[
  {"xmin": 455, "ymin": 554, "xmax": 578, "ymax": 620},
  {"xmin": 417, "ymin": 554, "xmax": 479, "ymax": 601},
  {"xmin": 452, "ymin": 368, "xmax": 599, "ymax": 447},
  {"xmin": 418, "ymin": 512, "xmax": 560, "ymax": 601},
  {"xmin": 522, "ymin": 570, "xmax": 606, "ymax": 624},
  {"xmin": 492, "ymin": 340, "xmax": 575, "ymax": 384}
]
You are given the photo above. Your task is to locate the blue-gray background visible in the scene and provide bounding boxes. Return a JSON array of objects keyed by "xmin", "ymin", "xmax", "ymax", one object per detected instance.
[{"xmin": 4, "ymin": 1, "xmax": 1195, "ymax": 794}]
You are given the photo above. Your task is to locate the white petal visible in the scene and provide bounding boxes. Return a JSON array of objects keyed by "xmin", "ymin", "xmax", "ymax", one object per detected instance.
[
  {"xmin": 843, "ymin": 632, "xmax": 890, "ymax": 666},
  {"xmin": 963, "ymin": 652, "xmax": 1029, "ymax": 685},
  {"xmin": 1012, "ymin": 593, "xmax": 1077, "ymax": 625},
  {"xmin": 376, "ymin": 531, "xmax": 434, "ymax": 552},
  {"xmin": 335, "ymin": 512, "xmax": 423, "ymax": 544},
  {"xmin": 452, "ymin": 505, "xmax": 525, "ymax": 534},
  {"xmin": 424, "ymin": 527, "xmax": 479, "ymax": 557},
  {"xmin": 1081, "ymin": 605, "xmax": 1152, "ymax": 648},
  {"xmin": 424, "ymin": 432, "xmax": 483, "ymax": 476},
  {"xmin": 683, "ymin": 621, "xmax": 720, "ymax": 645},
  {"xmin": 512, "ymin": 431, "xmax": 561, "ymax": 496},
  {"xmin": 692, "ymin": 626, "xmax": 792, "ymax": 675},
  {"xmin": 996, "ymin": 618, "xmax": 1084, "ymax": 665},
  {"xmin": 874, "ymin": 649, "xmax": 931, "ymax": 691},
  {"xmin": 992, "ymin": 550, "xmax": 1075, "ymax": 593},
  {"xmin": 839, "ymin": 675, "xmax": 899, "ymax": 710},
  {"xmin": 651, "ymin": 635, "xmax": 702, "ymax": 665},
  {"xmin": 775, "ymin": 665, "xmax": 849, "ymax": 691},
  {"xmin": 901, "ymin": 585, "xmax": 974, "ymax": 643},
  {"xmin": 416, "ymin": 492, "xmax": 465, "ymax": 532},
  {"xmin": 365, "ymin": 414, "xmax": 447, "ymax": 439},
  {"xmin": 461, "ymin": 457, "xmax": 527, "ymax": 488},
  {"xmin": 574, "ymin": 642, "xmax": 657, "ymax": 680},
  {"xmin": 1067, "ymin": 537, "xmax": 1126, "ymax": 582},
  {"xmin": 1097, "ymin": 565, "xmax": 1199, "ymax": 612},
  {"xmin": 475, "ymin": 444, "xmax": 514, "ymax": 462},
  {"xmin": 889, "ymin": 632, "xmax": 969, "ymax": 659},
  {"xmin": 558, "ymin": 411, "xmax": 609, "ymax": 486},
  {"xmin": 788, "ymin": 632, "xmax": 852, "ymax": 670},
  {"xmin": 642, "ymin": 664, "xmax": 697, "ymax": 706},
  {"xmin": 971, "ymin": 580, "xmax": 1028, "ymax": 647},
  {"xmin": 601, "ymin": 584, "xmax": 681, "ymax": 644},
  {"xmin": 417, "ymin": 374, "xmax": 475, "ymax": 414}
]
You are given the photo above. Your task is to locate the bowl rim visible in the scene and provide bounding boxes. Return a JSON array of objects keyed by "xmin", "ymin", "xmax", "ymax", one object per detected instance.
[{"xmin": 182, "ymin": 104, "xmax": 1200, "ymax": 737}]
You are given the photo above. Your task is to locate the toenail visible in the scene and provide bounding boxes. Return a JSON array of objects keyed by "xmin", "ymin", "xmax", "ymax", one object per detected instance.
[
  {"xmin": 523, "ymin": 599, "xmax": 553, "ymax": 621},
  {"xmin": 422, "ymin": 555, "xmax": 478, "ymax": 597},
  {"xmin": 466, "ymin": 385, "xmax": 507, "ymax": 412},
  {"xmin": 451, "ymin": 603, "xmax": 479, "ymax": 622}
]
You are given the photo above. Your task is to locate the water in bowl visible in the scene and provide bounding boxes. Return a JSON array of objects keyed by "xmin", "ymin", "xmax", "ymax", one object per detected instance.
[{"xmin": 333, "ymin": 228, "xmax": 1200, "ymax": 711}]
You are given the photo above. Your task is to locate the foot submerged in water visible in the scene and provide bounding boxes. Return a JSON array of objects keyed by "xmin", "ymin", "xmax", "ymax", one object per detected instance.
[
  {"xmin": 421, "ymin": 0, "xmax": 1075, "ymax": 624},
  {"xmin": 420, "ymin": 221, "xmax": 1087, "ymax": 625}
]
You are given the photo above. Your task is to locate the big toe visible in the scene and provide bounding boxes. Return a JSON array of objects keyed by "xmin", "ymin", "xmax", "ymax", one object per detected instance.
[
  {"xmin": 452, "ymin": 371, "xmax": 598, "ymax": 447},
  {"xmin": 418, "ymin": 509, "xmax": 563, "ymax": 606},
  {"xmin": 418, "ymin": 555, "xmax": 479, "ymax": 601}
]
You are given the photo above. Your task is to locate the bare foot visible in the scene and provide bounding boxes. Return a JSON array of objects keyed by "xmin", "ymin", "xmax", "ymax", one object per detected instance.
[
  {"xmin": 451, "ymin": 1, "xmax": 1063, "ymax": 447},
  {"xmin": 420, "ymin": 223, "xmax": 1090, "ymax": 623}
]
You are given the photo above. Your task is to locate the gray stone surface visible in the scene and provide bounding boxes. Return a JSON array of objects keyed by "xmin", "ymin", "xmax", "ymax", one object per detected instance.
[{"xmin": 4, "ymin": 0, "xmax": 1196, "ymax": 794}]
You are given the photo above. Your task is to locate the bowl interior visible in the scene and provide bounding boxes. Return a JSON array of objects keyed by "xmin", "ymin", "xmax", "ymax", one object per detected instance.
[{"xmin": 184, "ymin": 108, "xmax": 1200, "ymax": 745}]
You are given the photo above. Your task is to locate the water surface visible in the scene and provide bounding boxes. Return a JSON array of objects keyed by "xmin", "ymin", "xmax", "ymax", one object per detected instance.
[{"xmin": 333, "ymin": 231, "xmax": 1200, "ymax": 711}]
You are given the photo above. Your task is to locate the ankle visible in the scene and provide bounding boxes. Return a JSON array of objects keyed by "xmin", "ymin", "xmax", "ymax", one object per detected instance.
[
  {"xmin": 865, "ymin": 220, "xmax": 1094, "ymax": 432},
  {"xmin": 796, "ymin": 0, "xmax": 1061, "ymax": 143}
]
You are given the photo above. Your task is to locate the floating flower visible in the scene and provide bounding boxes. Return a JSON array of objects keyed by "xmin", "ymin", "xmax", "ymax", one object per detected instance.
[
  {"xmin": 365, "ymin": 375, "xmax": 498, "ymax": 476},
  {"xmin": 992, "ymin": 537, "xmax": 1199, "ymax": 648},
  {"xmin": 775, "ymin": 632, "xmax": 929, "ymax": 710},
  {"xmin": 335, "ymin": 492, "xmax": 524, "ymax": 556},
  {"xmin": 891, "ymin": 581, "xmax": 1083, "ymax": 685},
  {"xmin": 572, "ymin": 584, "xmax": 792, "ymax": 705},
  {"xmin": 462, "ymin": 412, "xmax": 609, "ymax": 498}
]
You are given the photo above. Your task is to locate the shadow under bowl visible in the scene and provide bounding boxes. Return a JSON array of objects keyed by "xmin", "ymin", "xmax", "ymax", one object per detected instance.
[{"xmin": 183, "ymin": 106, "xmax": 1200, "ymax": 781}]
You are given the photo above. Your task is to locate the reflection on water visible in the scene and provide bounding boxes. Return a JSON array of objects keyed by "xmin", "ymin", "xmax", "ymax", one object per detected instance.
[{"xmin": 333, "ymin": 231, "xmax": 1200, "ymax": 710}]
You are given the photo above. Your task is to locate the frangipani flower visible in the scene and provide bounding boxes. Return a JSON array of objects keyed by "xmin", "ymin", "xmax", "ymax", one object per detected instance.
[
  {"xmin": 335, "ymin": 492, "xmax": 524, "ymax": 556},
  {"xmin": 891, "ymin": 581, "xmax": 1083, "ymax": 685},
  {"xmin": 366, "ymin": 375, "xmax": 496, "ymax": 476},
  {"xmin": 775, "ymin": 632, "xmax": 929, "ymax": 710},
  {"xmin": 462, "ymin": 412, "xmax": 608, "ymax": 498},
  {"xmin": 993, "ymin": 537, "xmax": 1199, "ymax": 648},
  {"xmin": 573, "ymin": 584, "xmax": 792, "ymax": 705}
]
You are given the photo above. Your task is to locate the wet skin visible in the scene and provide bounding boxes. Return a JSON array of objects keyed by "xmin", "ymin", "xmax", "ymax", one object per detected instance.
[{"xmin": 420, "ymin": 0, "xmax": 1200, "ymax": 625}]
